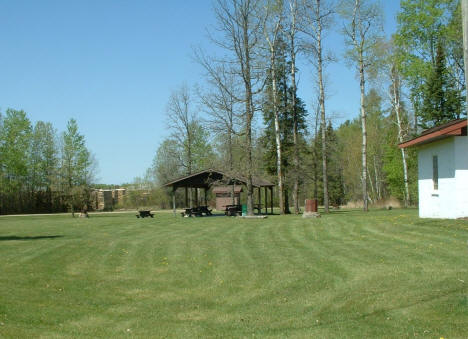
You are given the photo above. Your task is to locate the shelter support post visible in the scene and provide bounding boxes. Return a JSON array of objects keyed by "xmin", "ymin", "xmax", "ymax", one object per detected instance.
[
  {"xmin": 270, "ymin": 187, "xmax": 274, "ymax": 215},
  {"xmin": 172, "ymin": 187, "xmax": 176, "ymax": 217},
  {"xmin": 204, "ymin": 187, "xmax": 207, "ymax": 206},
  {"xmin": 257, "ymin": 187, "xmax": 261, "ymax": 214},
  {"xmin": 264, "ymin": 187, "xmax": 268, "ymax": 214},
  {"xmin": 185, "ymin": 187, "xmax": 188, "ymax": 208},
  {"xmin": 189, "ymin": 188, "xmax": 193, "ymax": 209}
]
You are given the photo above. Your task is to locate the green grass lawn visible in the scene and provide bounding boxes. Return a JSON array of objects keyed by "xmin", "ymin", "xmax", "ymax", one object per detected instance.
[{"xmin": 0, "ymin": 209, "xmax": 467, "ymax": 338}]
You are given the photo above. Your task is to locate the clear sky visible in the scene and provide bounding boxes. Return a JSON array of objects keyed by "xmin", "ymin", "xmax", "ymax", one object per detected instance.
[{"xmin": 0, "ymin": 0, "xmax": 401, "ymax": 184}]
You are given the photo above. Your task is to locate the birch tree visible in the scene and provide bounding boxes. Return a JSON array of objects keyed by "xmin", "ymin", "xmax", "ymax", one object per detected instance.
[
  {"xmin": 341, "ymin": 0, "xmax": 382, "ymax": 211},
  {"xmin": 302, "ymin": 0, "xmax": 335, "ymax": 213},
  {"xmin": 389, "ymin": 63, "xmax": 411, "ymax": 207},
  {"xmin": 287, "ymin": 0, "xmax": 301, "ymax": 214},
  {"xmin": 263, "ymin": 0, "xmax": 285, "ymax": 214}
]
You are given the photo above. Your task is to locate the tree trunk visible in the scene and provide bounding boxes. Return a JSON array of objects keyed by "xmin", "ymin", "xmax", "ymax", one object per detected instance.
[
  {"xmin": 392, "ymin": 67, "xmax": 410, "ymax": 207},
  {"xmin": 317, "ymin": 8, "xmax": 329, "ymax": 213},
  {"xmin": 359, "ymin": 55, "xmax": 368, "ymax": 211},
  {"xmin": 462, "ymin": 0, "xmax": 468, "ymax": 112},
  {"xmin": 244, "ymin": 26, "xmax": 254, "ymax": 216},
  {"xmin": 271, "ymin": 57, "xmax": 284, "ymax": 215},
  {"xmin": 313, "ymin": 107, "xmax": 319, "ymax": 200},
  {"xmin": 284, "ymin": 187, "xmax": 291, "ymax": 214},
  {"xmin": 290, "ymin": 0, "xmax": 300, "ymax": 214}
]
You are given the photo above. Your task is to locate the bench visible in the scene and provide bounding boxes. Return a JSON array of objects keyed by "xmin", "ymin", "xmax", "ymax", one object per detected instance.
[{"xmin": 136, "ymin": 210, "xmax": 154, "ymax": 218}]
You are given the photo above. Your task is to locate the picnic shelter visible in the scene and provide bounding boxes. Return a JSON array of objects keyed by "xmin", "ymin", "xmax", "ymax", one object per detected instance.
[{"xmin": 163, "ymin": 169, "xmax": 275, "ymax": 215}]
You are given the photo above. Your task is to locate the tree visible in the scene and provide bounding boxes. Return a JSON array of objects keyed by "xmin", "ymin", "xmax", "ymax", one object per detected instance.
[
  {"xmin": 286, "ymin": 0, "xmax": 302, "ymax": 214},
  {"xmin": 395, "ymin": 0, "xmax": 464, "ymax": 130},
  {"xmin": 28, "ymin": 121, "xmax": 58, "ymax": 211},
  {"xmin": 463, "ymin": 0, "xmax": 468, "ymax": 106},
  {"xmin": 302, "ymin": 0, "xmax": 335, "ymax": 213},
  {"xmin": 211, "ymin": 0, "xmax": 263, "ymax": 216},
  {"xmin": 263, "ymin": 0, "xmax": 285, "ymax": 214},
  {"xmin": 196, "ymin": 66, "xmax": 241, "ymax": 173},
  {"xmin": 387, "ymin": 50, "xmax": 411, "ymax": 206},
  {"xmin": 0, "ymin": 109, "xmax": 32, "ymax": 214},
  {"xmin": 166, "ymin": 85, "xmax": 199, "ymax": 176},
  {"xmin": 261, "ymin": 53, "xmax": 308, "ymax": 214},
  {"xmin": 60, "ymin": 119, "xmax": 93, "ymax": 217},
  {"xmin": 341, "ymin": 0, "xmax": 383, "ymax": 211},
  {"xmin": 420, "ymin": 38, "xmax": 463, "ymax": 128}
]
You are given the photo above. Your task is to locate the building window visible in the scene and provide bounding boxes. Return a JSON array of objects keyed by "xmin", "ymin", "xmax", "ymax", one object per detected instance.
[{"xmin": 433, "ymin": 155, "xmax": 438, "ymax": 190}]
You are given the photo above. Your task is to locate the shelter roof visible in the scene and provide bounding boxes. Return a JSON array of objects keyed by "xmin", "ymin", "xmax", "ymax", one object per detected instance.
[
  {"xmin": 399, "ymin": 119, "xmax": 467, "ymax": 149},
  {"xmin": 163, "ymin": 169, "xmax": 274, "ymax": 189}
]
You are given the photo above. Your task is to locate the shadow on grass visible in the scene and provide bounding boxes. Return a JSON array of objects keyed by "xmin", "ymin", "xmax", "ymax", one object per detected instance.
[{"xmin": 0, "ymin": 235, "xmax": 64, "ymax": 241}]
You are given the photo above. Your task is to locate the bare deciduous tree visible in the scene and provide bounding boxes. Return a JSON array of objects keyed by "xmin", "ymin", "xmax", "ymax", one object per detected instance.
[
  {"xmin": 287, "ymin": 0, "xmax": 301, "ymax": 214},
  {"xmin": 209, "ymin": 0, "xmax": 263, "ymax": 215},
  {"xmin": 301, "ymin": 0, "xmax": 335, "ymax": 213},
  {"xmin": 263, "ymin": 0, "xmax": 285, "ymax": 214},
  {"xmin": 341, "ymin": 0, "xmax": 382, "ymax": 211}
]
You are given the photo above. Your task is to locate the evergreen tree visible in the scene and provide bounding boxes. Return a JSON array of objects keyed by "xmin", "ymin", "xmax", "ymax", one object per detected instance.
[
  {"xmin": 261, "ymin": 43, "xmax": 308, "ymax": 212},
  {"xmin": 420, "ymin": 39, "xmax": 464, "ymax": 128}
]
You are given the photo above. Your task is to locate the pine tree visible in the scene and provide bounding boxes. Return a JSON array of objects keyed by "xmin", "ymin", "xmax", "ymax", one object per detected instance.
[{"xmin": 420, "ymin": 39, "xmax": 464, "ymax": 128}]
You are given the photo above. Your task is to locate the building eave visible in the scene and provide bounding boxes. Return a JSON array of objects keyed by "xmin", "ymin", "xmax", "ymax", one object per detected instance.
[{"xmin": 399, "ymin": 120, "xmax": 467, "ymax": 149}]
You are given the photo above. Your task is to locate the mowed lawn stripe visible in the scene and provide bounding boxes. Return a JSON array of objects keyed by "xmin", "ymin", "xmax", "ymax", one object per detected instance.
[{"xmin": 0, "ymin": 210, "xmax": 467, "ymax": 337}]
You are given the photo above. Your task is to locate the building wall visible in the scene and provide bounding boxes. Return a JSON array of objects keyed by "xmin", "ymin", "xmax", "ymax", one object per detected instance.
[
  {"xmin": 454, "ymin": 136, "xmax": 468, "ymax": 218},
  {"xmin": 418, "ymin": 137, "xmax": 456, "ymax": 218},
  {"xmin": 215, "ymin": 193, "xmax": 240, "ymax": 211}
]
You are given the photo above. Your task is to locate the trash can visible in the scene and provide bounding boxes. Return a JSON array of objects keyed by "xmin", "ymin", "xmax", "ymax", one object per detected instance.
[{"xmin": 242, "ymin": 204, "xmax": 247, "ymax": 216}]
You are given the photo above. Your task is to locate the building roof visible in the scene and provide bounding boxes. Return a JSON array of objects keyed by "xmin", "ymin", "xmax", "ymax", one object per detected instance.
[
  {"xmin": 399, "ymin": 119, "xmax": 467, "ymax": 149},
  {"xmin": 163, "ymin": 169, "xmax": 274, "ymax": 189},
  {"xmin": 212, "ymin": 186, "xmax": 243, "ymax": 194}
]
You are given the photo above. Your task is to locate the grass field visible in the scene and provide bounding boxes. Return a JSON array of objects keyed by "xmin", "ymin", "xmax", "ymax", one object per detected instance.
[{"xmin": 0, "ymin": 209, "xmax": 467, "ymax": 338}]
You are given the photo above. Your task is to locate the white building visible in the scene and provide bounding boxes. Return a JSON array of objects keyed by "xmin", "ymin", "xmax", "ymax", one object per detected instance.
[{"xmin": 400, "ymin": 119, "xmax": 468, "ymax": 219}]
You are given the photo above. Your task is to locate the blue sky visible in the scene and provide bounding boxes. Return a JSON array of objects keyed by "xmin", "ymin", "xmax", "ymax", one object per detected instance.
[{"xmin": 0, "ymin": 0, "xmax": 400, "ymax": 184}]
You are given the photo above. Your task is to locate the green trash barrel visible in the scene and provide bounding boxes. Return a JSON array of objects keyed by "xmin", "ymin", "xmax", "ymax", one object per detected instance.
[{"xmin": 242, "ymin": 204, "xmax": 247, "ymax": 216}]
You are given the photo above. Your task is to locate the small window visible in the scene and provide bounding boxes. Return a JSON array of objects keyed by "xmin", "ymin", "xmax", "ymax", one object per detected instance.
[{"xmin": 433, "ymin": 155, "xmax": 438, "ymax": 190}]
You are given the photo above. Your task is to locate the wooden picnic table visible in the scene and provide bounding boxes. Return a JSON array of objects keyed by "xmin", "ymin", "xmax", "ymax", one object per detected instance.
[
  {"xmin": 225, "ymin": 204, "xmax": 242, "ymax": 216},
  {"xmin": 181, "ymin": 206, "xmax": 212, "ymax": 217},
  {"xmin": 136, "ymin": 210, "xmax": 154, "ymax": 218}
]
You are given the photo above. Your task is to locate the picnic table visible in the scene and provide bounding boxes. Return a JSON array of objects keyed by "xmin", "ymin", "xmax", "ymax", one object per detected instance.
[
  {"xmin": 225, "ymin": 204, "xmax": 262, "ymax": 216},
  {"xmin": 136, "ymin": 210, "xmax": 154, "ymax": 218},
  {"xmin": 181, "ymin": 206, "xmax": 212, "ymax": 217},
  {"xmin": 225, "ymin": 204, "xmax": 242, "ymax": 216}
]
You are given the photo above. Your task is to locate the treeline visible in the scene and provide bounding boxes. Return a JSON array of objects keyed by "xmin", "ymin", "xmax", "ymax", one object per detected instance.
[
  {"xmin": 146, "ymin": 0, "xmax": 464, "ymax": 213},
  {"xmin": 0, "ymin": 109, "xmax": 95, "ymax": 215}
]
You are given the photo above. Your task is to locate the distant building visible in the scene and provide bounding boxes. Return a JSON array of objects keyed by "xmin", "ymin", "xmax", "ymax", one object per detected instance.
[
  {"xmin": 91, "ymin": 188, "xmax": 126, "ymax": 211},
  {"xmin": 399, "ymin": 119, "xmax": 468, "ymax": 219}
]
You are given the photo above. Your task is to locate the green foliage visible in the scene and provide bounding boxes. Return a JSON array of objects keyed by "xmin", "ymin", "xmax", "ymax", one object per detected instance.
[
  {"xmin": 0, "ymin": 109, "xmax": 32, "ymax": 213},
  {"xmin": 420, "ymin": 39, "xmax": 464, "ymax": 128},
  {"xmin": 311, "ymin": 122, "xmax": 344, "ymax": 205},
  {"xmin": 0, "ymin": 109, "xmax": 32, "ymax": 189},
  {"xmin": 151, "ymin": 121, "xmax": 214, "ymax": 186},
  {"xmin": 395, "ymin": 0, "xmax": 465, "ymax": 127},
  {"xmin": 260, "ymin": 37, "xmax": 308, "ymax": 184},
  {"xmin": 60, "ymin": 119, "xmax": 94, "ymax": 213}
]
